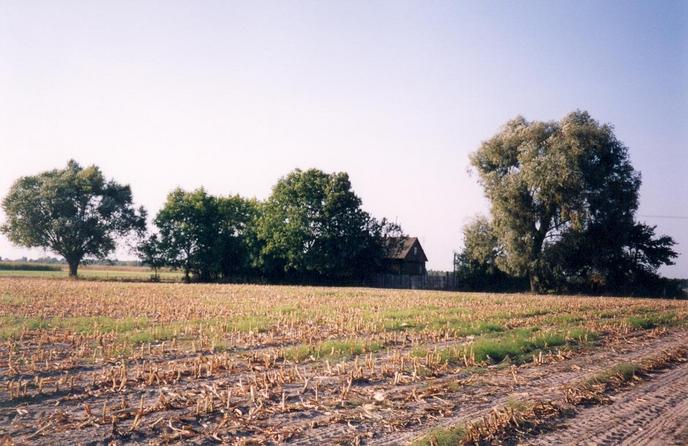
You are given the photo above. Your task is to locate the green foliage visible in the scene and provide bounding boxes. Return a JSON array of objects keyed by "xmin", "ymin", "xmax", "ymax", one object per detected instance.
[
  {"xmin": 151, "ymin": 188, "xmax": 220, "ymax": 281},
  {"xmin": 136, "ymin": 234, "xmax": 166, "ymax": 277},
  {"xmin": 460, "ymin": 216, "xmax": 500, "ymax": 266},
  {"xmin": 145, "ymin": 188, "xmax": 259, "ymax": 281},
  {"xmin": 256, "ymin": 168, "xmax": 401, "ymax": 281},
  {"xmin": 137, "ymin": 169, "xmax": 400, "ymax": 284},
  {"xmin": 454, "ymin": 217, "xmax": 527, "ymax": 291},
  {"xmin": 0, "ymin": 262, "xmax": 61, "ymax": 271},
  {"xmin": 466, "ymin": 111, "xmax": 677, "ymax": 293},
  {"xmin": 216, "ymin": 194, "xmax": 262, "ymax": 277},
  {"xmin": 1, "ymin": 160, "xmax": 146, "ymax": 277}
]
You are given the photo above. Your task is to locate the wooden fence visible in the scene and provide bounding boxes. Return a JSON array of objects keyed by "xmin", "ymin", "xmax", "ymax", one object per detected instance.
[{"xmin": 370, "ymin": 272, "xmax": 459, "ymax": 291}]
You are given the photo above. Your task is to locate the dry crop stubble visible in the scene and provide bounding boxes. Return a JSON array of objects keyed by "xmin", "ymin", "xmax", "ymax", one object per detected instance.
[{"xmin": 0, "ymin": 277, "xmax": 686, "ymax": 444}]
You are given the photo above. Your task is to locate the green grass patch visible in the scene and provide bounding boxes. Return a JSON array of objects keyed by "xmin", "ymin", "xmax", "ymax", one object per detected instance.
[
  {"xmin": 0, "ymin": 317, "xmax": 50, "ymax": 338},
  {"xmin": 0, "ymin": 293, "xmax": 22, "ymax": 306},
  {"xmin": 0, "ymin": 266, "xmax": 182, "ymax": 281},
  {"xmin": 71, "ymin": 316, "xmax": 150, "ymax": 334},
  {"xmin": 588, "ymin": 362, "xmax": 640, "ymax": 385},
  {"xmin": 470, "ymin": 332, "xmax": 566, "ymax": 363},
  {"xmin": 413, "ymin": 425, "xmax": 466, "ymax": 446},
  {"xmin": 226, "ymin": 315, "xmax": 271, "ymax": 333},
  {"xmin": 283, "ymin": 339, "xmax": 384, "ymax": 362},
  {"xmin": 627, "ymin": 313, "xmax": 676, "ymax": 329},
  {"xmin": 0, "ymin": 315, "xmax": 191, "ymax": 347},
  {"xmin": 412, "ymin": 326, "xmax": 595, "ymax": 366},
  {"xmin": 275, "ymin": 304, "xmax": 300, "ymax": 315},
  {"xmin": 566, "ymin": 327, "xmax": 598, "ymax": 342},
  {"xmin": 0, "ymin": 270, "xmax": 66, "ymax": 278},
  {"xmin": 384, "ymin": 320, "xmax": 418, "ymax": 331}
]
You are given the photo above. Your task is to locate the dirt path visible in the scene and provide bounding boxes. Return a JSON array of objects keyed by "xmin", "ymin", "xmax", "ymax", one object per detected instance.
[
  {"xmin": 370, "ymin": 329, "xmax": 688, "ymax": 446},
  {"xmin": 525, "ymin": 360, "xmax": 688, "ymax": 446}
]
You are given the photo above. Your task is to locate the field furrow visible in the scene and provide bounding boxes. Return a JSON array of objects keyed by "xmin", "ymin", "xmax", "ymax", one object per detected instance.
[{"xmin": 1, "ymin": 278, "xmax": 687, "ymax": 445}]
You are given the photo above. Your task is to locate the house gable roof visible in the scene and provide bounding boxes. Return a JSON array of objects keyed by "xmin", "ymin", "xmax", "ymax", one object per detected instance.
[{"xmin": 384, "ymin": 237, "xmax": 428, "ymax": 262}]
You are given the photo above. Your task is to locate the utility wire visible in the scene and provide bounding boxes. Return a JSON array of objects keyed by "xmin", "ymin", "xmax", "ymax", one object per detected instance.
[{"xmin": 637, "ymin": 215, "xmax": 688, "ymax": 220}]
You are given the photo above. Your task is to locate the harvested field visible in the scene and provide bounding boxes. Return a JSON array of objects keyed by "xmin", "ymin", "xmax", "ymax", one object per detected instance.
[
  {"xmin": 1, "ymin": 278, "xmax": 687, "ymax": 445},
  {"xmin": 0, "ymin": 265, "xmax": 182, "ymax": 282}
]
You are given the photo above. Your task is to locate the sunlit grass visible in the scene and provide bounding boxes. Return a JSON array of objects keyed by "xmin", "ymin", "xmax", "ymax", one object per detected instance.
[
  {"xmin": 627, "ymin": 312, "xmax": 676, "ymax": 329},
  {"xmin": 0, "ymin": 277, "xmax": 685, "ymax": 363},
  {"xmin": 283, "ymin": 339, "xmax": 384, "ymax": 362},
  {"xmin": 410, "ymin": 326, "xmax": 598, "ymax": 365}
]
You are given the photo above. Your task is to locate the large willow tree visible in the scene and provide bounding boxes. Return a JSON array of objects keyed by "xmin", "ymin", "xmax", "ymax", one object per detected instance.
[{"xmin": 469, "ymin": 111, "xmax": 676, "ymax": 293}]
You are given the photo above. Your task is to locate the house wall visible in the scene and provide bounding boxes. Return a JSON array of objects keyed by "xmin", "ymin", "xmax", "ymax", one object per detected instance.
[
  {"xmin": 401, "ymin": 261, "xmax": 425, "ymax": 275},
  {"xmin": 401, "ymin": 240, "xmax": 427, "ymax": 275},
  {"xmin": 382, "ymin": 239, "xmax": 428, "ymax": 276},
  {"xmin": 405, "ymin": 240, "xmax": 427, "ymax": 262}
]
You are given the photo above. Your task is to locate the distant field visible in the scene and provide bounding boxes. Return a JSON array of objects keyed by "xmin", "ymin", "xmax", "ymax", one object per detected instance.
[
  {"xmin": 0, "ymin": 263, "xmax": 182, "ymax": 281},
  {"xmin": 0, "ymin": 278, "xmax": 687, "ymax": 444}
]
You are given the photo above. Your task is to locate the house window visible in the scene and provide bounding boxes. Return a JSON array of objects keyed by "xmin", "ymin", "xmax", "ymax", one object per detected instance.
[{"xmin": 413, "ymin": 246, "xmax": 418, "ymax": 256}]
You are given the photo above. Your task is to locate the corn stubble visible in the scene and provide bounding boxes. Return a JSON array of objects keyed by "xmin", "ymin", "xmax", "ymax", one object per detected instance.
[{"xmin": 0, "ymin": 278, "xmax": 686, "ymax": 444}]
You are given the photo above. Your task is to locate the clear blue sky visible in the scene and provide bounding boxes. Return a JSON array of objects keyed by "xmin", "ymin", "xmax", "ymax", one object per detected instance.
[{"xmin": 1, "ymin": 0, "xmax": 687, "ymax": 276}]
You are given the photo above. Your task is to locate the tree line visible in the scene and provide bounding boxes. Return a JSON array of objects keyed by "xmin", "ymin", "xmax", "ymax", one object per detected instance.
[
  {"xmin": 1, "ymin": 110, "xmax": 681, "ymax": 295},
  {"xmin": 1, "ymin": 163, "xmax": 402, "ymax": 283}
]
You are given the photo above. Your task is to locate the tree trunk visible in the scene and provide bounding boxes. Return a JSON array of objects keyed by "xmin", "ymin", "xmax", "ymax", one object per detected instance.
[
  {"xmin": 529, "ymin": 219, "xmax": 550, "ymax": 294},
  {"xmin": 68, "ymin": 260, "xmax": 79, "ymax": 278},
  {"xmin": 529, "ymin": 271, "xmax": 540, "ymax": 293}
]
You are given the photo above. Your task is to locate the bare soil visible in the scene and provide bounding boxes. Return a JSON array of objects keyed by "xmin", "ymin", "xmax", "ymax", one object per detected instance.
[
  {"xmin": 3, "ymin": 329, "xmax": 687, "ymax": 445},
  {"xmin": 376, "ymin": 328, "xmax": 688, "ymax": 446},
  {"xmin": 524, "ymin": 359, "xmax": 688, "ymax": 446}
]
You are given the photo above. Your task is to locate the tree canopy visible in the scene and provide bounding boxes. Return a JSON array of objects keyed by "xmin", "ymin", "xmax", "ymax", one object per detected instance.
[
  {"xmin": 143, "ymin": 188, "xmax": 258, "ymax": 282},
  {"xmin": 466, "ymin": 111, "xmax": 677, "ymax": 293},
  {"xmin": 256, "ymin": 169, "xmax": 402, "ymax": 281},
  {"xmin": 1, "ymin": 160, "xmax": 146, "ymax": 277},
  {"xmin": 137, "ymin": 170, "xmax": 400, "ymax": 284},
  {"xmin": 453, "ymin": 217, "xmax": 525, "ymax": 291}
]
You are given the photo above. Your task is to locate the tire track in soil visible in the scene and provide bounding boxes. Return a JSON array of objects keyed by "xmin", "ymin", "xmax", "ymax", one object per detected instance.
[
  {"xmin": 4, "ymin": 329, "xmax": 687, "ymax": 445},
  {"xmin": 524, "ymin": 360, "xmax": 688, "ymax": 446},
  {"xmin": 364, "ymin": 329, "xmax": 688, "ymax": 446},
  {"xmin": 238, "ymin": 330, "xmax": 687, "ymax": 445}
]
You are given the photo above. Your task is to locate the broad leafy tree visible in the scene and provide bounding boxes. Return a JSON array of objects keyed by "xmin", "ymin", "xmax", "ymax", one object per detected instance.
[
  {"xmin": 137, "ymin": 234, "xmax": 166, "ymax": 280},
  {"xmin": 454, "ymin": 217, "xmax": 524, "ymax": 291},
  {"xmin": 216, "ymin": 195, "xmax": 261, "ymax": 278},
  {"xmin": 256, "ymin": 169, "xmax": 400, "ymax": 281},
  {"xmin": 1, "ymin": 160, "xmax": 146, "ymax": 277},
  {"xmin": 458, "ymin": 217, "xmax": 501, "ymax": 268},
  {"xmin": 150, "ymin": 188, "xmax": 221, "ymax": 281},
  {"xmin": 146, "ymin": 188, "xmax": 258, "ymax": 282},
  {"xmin": 469, "ymin": 111, "xmax": 676, "ymax": 292}
]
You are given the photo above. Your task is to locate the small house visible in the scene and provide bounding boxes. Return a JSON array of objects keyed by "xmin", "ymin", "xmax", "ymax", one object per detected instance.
[{"xmin": 382, "ymin": 237, "xmax": 428, "ymax": 275}]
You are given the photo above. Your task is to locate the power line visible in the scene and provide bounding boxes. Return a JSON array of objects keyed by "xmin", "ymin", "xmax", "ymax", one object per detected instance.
[{"xmin": 637, "ymin": 215, "xmax": 688, "ymax": 220}]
